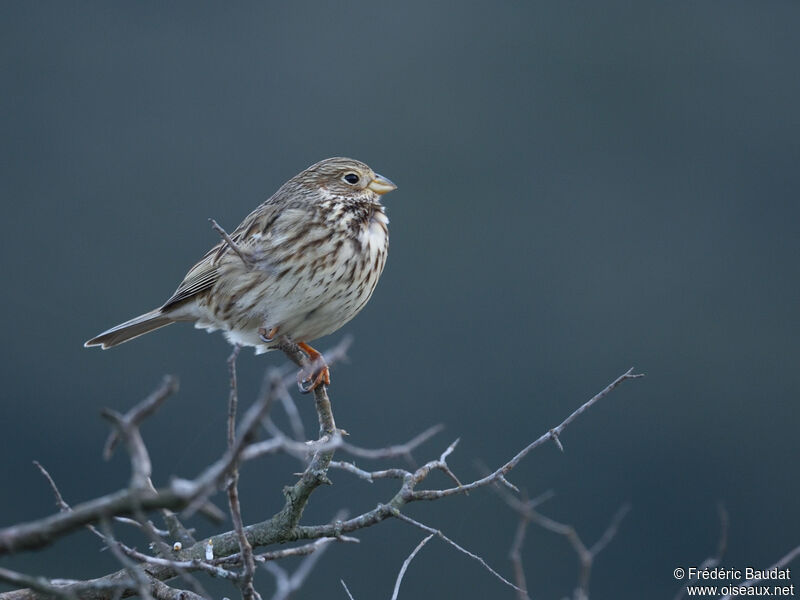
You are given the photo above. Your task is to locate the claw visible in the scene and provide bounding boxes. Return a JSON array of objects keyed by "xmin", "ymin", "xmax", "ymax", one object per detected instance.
[
  {"xmin": 297, "ymin": 372, "xmax": 314, "ymax": 394},
  {"xmin": 258, "ymin": 326, "xmax": 279, "ymax": 344},
  {"xmin": 297, "ymin": 364, "xmax": 331, "ymax": 394},
  {"xmin": 296, "ymin": 342, "xmax": 331, "ymax": 394}
]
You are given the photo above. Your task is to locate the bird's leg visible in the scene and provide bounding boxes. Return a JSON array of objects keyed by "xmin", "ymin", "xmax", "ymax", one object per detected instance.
[
  {"xmin": 297, "ymin": 341, "xmax": 330, "ymax": 394},
  {"xmin": 258, "ymin": 326, "xmax": 279, "ymax": 344}
]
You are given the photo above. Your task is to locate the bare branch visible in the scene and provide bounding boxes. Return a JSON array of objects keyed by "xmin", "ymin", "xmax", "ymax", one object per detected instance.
[
  {"xmin": 328, "ymin": 461, "xmax": 408, "ymax": 482},
  {"xmin": 410, "ymin": 369, "xmax": 644, "ymax": 500},
  {"xmin": 509, "ymin": 517, "xmax": 531, "ymax": 600},
  {"xmin": 1, "ymin": 359, "xmax": 645, "ymax": 600},
  {"xmin": 0, "ymin": 484, "xmax": 191, "ymax": 555},
  {"xmin": 713, "ymin": 503, "xmax": 730, "ymax": 565},
  {"xmin": 117, "ymin": 544, "xmax": 240, "ymax": 581},
  {"xmin": 0, "ymin": 573, "xmax": 136, "ymax": 600},
  {"xmin": 517, "ymin": 502, "xmax": 631, "ymax": 600},
  {"xmin": 497, "ymin": 474, "xmax": 520, "ymax": 494},
  {"xmin": 340, "ymin": 579, "xmax": 356, "ymax": 600},
  {"xmin": 0, "ymin": 567, "xmax": 80, "ymax": 600},
  {"xmin": 226, "ymin": 345, "xmax": 260, "ymax": 600},
  {"xmin": 160, "ymin": 510, "xmax": 195, "ymax": 546},
  {"xmin": 213, "ymin": 536, "xmax": 356, "ymax": 574},
  {"xmin": 130, "ymin": 501, "xmax": 211, "ymax": 598},
  {"xmin": 340, "ymin": 424, "xmax": 444, "ymax": 461},
  {"xmin": 33, "ymin": 461, "xmax": 71, "ymax": 513},
  {"xmin": 244, "ymin": 423, "xmax": 443, "ymax": 468},
  {"xmin": 100, "ymin": 409, "xmax": 153, "ymax": 491},
  {"xmin": 103, "ymin": 375, "xmax": 179, "ymax": 460},
  {"xmin": 391, "ymin": 534, "xmax": 434, "ymax": 600},
  {"xmin": 272, "ymin": 336, "xmax": 338, "ymax": 434},
  {"xmin": 249, "ymin": 536, "xmax": 358, "ymax": 563},
  {"xmin": 762, "ymin": 543, "xmax": 800, "ymax": 572},
  {"xmin": 99, "ymin": 519, "xmax": 153, "ymax": 600},
  {"xmin": 0, "ymin": 354, "xmax": 288, "ymax": 556},
  {"xmin": 493, "ymin": 489, "xmax": 557, "ymax": 600},
  {"xmin": 274, "ymin": 379, "xmax": 306, "ymax": 441},
  {"xmin": 149, "ymin": 579, "xmax": 205, "ymax": 600},
  {"xmin": 719, "ymin": 543, "xmax": 800, "ymax": 600},
  {"xmin": 291, "ymin": 369, "xmax": 643, "ymax": 560},
  {"xmin": 263, "ymin": 535, "xmax": 337, "ymax": 600},
  {"xmin": 181, "ymin": 366, "xmax": 281, "ymax": 516},
  {"xmin": 113, "ymin": 516, "xmax": 169, "ymax": 538},
  {"xmin": 227, "ymin": 345, "xmax": 242, "ymax": 448},
  {"xmin": 673, "ymin": 504, "xmax": 729, "ymax": 600},
  {"xmin": 589, "ymin": 503, "xmax": 632, "ymax": 556},
  {"xmin": 99, "ymin": 376, "xmax": 178, "ymax": 495},
  {"xmin": 393, "ymin": 511, "xmax": 522, "ymax": 593}
]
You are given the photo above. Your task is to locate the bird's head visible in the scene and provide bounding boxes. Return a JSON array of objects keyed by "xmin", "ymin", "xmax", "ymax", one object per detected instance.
[{"xmin": 294, "ymin": 157, "xmax": 397, "ymax": 201}]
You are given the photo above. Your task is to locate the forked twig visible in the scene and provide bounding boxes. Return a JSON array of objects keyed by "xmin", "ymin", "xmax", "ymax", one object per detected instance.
[{"xmin": 393, "ymin": 512, "xmax": 522, "ymax": 593}]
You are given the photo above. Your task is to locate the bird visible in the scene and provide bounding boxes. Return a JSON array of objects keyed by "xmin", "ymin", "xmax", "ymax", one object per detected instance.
[{"xmin": 85, "ymin": 157, "xmax": 397, "ymax": 392}]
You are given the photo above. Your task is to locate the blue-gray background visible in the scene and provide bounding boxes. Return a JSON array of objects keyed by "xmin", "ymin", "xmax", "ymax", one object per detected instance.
[{"xmin": 2, "ymin": 2, "xmax": 799, "ymax": 598}]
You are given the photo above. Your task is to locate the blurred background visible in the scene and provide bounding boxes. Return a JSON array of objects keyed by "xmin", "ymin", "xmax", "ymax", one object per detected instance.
[{"xmin": 2, "ymin": 2, "xmax": 799, "ymax": 598}]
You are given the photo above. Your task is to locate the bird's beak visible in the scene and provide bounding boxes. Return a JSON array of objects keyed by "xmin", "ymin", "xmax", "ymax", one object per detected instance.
[{"xmin": 368, "ymin": 173, "xmax": 397, "ymax": 195}]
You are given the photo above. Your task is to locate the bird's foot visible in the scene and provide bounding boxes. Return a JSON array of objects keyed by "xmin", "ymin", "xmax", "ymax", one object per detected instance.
[
  {"xmin": 297, "ymin": 341, "xmax": 330, "ymax": 394},
  {"xmin": 258, "ymin": 326, "xmax": 279, "ymax": 344}
]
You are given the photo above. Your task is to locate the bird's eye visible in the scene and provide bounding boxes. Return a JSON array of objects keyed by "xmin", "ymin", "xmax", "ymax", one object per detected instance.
[{"xmin": 343, "ymin": 173, "xmax": 360, "ymax": 185}]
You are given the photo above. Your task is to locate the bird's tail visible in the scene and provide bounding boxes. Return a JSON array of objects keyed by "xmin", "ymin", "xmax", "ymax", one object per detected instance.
[{"xmin": 84, "ymin": 309, "xmax": 175, "ymax": 349}]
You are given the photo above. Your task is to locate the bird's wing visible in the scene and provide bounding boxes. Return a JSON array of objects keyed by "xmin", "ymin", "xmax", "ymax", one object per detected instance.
[
  {"xmin": 160, "ymin": 246, "xmax": 223, "ymax": 310},
  {"xmin": 161, "ymin": 201, "xmax": 281, "ymax": 310}
]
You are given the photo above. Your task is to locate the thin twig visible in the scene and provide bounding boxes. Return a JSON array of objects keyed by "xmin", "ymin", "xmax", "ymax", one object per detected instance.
[
  {"xmin": 589, "ymin": 504, "xmax": 632, "ymax": 556},
  {"xmin": 391, "ymin": 534, "xmax": 434, "ymax": 600},
  {"xmin": 263, "ymin": 536, "xmax": 337, "ymax": 600},
  {"xmin": 393, "ymin": 511, "xmax": 522, "ymax": 593},
  {"xmin": 410, "ymin": 369, "xmax": 644, "ymax": 500},
  {"xmin": 340, "ymin": 579, "xmax": 356, "ymax": 600},
  {"xmin": 226, "ymin": 345, "xmax": 260, "ymax": 600},
  {"xmin": 129, "ymin": 500, "xmax": 210, "ymax": 599},
  {"xmin": 209, "ymin": 218, "xmax": 253, "ymax": 268},
  {"xmin": 718, "ymin": 544, "xmax": 800, "ymax": 600},
  {"xmin": 32, "ymin": 461, "xmax": 70, "ymax": 513},
  {"xmin": 266, "ymin": 375, "xmax": 306, "ymax": 442},
  {"xmin": 340, "ymin": 424, "xmax": 444, "ymax": 460},
  {"xmin": 328, "ymin": 461, "xmax": 408, "ymax": 482},
  {"xmin": 673, "ymin": 504, "xmax": 729, "ymax": 600},
  {"xmin": 520, "ymin": 503, "xmax": 631, "ymax": 599},
  {"xmin": 117, "ymin": 544, "xmax": 240, "ymax": 581},
  {"xmin": 99, "ymin": 519, "xmax": 153, "ymax": 600},
  {"xmin": 496, "ymin": 488, "xmax": 554, "ymax": 600},
  {"xmin": 212, "ymin": 536, "xmax": 357, "ymax": 568},
  {"xmin": 509, "ymin": 517, "xmax": 531, "ymax": 600},
  {"xmin": 103, "ymin": 375, "xmax": 179, "ymax": 459}
]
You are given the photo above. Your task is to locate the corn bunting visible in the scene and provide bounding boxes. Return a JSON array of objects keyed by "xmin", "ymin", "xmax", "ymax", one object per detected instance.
[{"xmin": 85, "ymin": 157, "xmax": 397, "ymax": 392}]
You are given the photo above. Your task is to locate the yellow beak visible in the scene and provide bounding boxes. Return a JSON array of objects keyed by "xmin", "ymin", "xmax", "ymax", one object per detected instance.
[{"xmin": 368, "ymin": 173, "xmax": 397, "ymax": 195}]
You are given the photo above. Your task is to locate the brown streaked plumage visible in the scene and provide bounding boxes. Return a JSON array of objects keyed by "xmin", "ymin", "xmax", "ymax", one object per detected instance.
[{"xmin": 85, "ymin": 157, "xmax": 397, "ymax": 392}]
